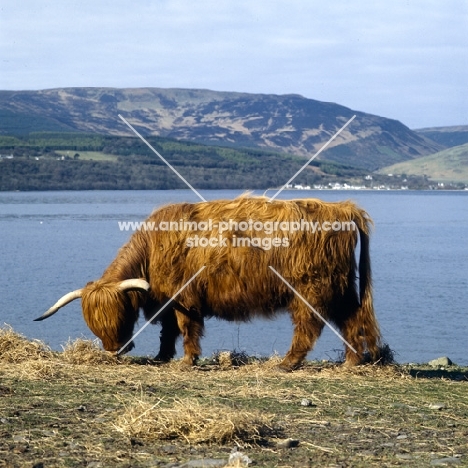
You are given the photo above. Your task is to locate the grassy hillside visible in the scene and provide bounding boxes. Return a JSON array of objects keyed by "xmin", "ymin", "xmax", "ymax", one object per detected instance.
[
  {"xmin": 378, "ymin": 143, "xmax": 468, "ymax": 183},
  {"xmin": 414, "ymin": 125, "xmax": 468, "ymax": 148},
  {"xmin": 0, "ymin": 87, "xmax": 443, "ymax": 170}
]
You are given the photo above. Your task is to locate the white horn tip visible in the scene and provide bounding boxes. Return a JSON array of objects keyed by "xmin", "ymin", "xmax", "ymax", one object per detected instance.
[{"xmin": 118, "ymin": 279, "xmax": 150, "ymax": 292}]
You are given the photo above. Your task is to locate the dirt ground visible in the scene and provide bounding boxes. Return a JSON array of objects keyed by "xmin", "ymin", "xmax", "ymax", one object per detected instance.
[{"xmin": 0, "ymin": 328, "xmax": 467, "ymax": 467}]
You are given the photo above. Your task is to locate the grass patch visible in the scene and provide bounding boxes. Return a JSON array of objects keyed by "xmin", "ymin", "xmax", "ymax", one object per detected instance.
[
  {"xmin": 0, "ymin": 325, "xmax": 467, "ymax": 467},
  {"xmin": 379, "ymin": 143, "xmax": 468, "ymax": 183},
  {"xmin": 56, "ymin": 150, "xmax": 118, "ymax": 161}
]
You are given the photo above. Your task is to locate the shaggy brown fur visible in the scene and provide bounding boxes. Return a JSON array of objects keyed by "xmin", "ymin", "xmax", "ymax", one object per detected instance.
[{"xmin": 44, "ymin": 195, "xmax": 381, "ymax": 370}]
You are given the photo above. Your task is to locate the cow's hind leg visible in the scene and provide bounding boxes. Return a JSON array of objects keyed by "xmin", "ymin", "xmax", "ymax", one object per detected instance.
[
  {"xmin": 280, "ymin": 299, "xmax": 325, "ymax": 371},
  {"xmin": 338, "ymin": 313, "xmax": 365, "ymax": 366},
  {"xmin": 175, "ymin": 308, "xmax": 204, "ymax": 367},
  {"xmin": 335, "ymin": 291, "xmax": 380, "ymax": 366}
]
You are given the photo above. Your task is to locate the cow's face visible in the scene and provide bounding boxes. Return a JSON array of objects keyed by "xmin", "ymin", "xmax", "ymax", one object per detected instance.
[
  {"xmin": 81, "ymin": 281, "xmax": 140, "ymax": 354},
  {"xmin": 36, "ymin": 278, "xmax": 150, "ymax": 353}
]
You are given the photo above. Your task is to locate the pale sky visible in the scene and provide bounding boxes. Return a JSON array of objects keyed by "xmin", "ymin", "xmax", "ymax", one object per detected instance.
[{"xmin": 1, "ymin": 0, "xmax": 467, "ymax": 129}]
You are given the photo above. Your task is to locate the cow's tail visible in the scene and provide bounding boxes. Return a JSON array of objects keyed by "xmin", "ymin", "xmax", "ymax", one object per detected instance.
[{"xmin": 356, "ymin": 215, "xmax": 381, "ymax": 361}]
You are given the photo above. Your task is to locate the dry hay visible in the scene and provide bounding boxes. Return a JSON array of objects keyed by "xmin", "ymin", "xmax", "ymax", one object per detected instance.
[
  {"xmin": 113, "ymin": 396, "xmax": 276, "ymax": 445},
  {"xmin": 215, "ymin": 350, "xmax": 251, "ymax": 368},
  {"xmin": 61, "ymin": 338, "xmax": 118, "ymax": 365},
  {"xmin": 0, "ymin": 324, "xmax": 52, "ymax": 363},
  {"xmin": 0, "ymin": 325, "xmax": 403, "ymax": 386},
  {"xmin": 305, "ymin": 362, "xmax": 407, "ymax": 382},
  {"xmin": 214, "ymin": 353, "xmax": 283, "ymax": 372},
  {"xmin": 16, "ymin": 359, "xmax": 66, "ymax": 380}
]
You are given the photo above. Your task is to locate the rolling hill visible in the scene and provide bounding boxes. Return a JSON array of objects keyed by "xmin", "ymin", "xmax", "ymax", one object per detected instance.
[
  {"xmin": 0, "ymin": 87, "xmax": 442, "ymax": 171},
  {"xmin": 378, "ymin": 143, "xmax": 468, "ymax": 183},
  {"xmin": 414, "ymin": 125, "xmax": 468, "ymax": 148}
]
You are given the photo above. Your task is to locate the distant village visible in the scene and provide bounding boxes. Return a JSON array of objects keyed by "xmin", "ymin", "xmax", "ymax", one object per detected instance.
[
  {"xmin": 286, "ymin": 182, "xmax": 408, "ymax": 190},
  {"xmin": 284, "ymin": 175, "xmax": 462, "ymax": 191}
]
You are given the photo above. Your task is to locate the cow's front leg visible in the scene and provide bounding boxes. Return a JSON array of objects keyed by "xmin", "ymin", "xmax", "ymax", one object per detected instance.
[
  {"xmin": 156, "ymin": 309, "xmax": 180, "ymax": 362},
  {"xmin": 175, "ymin": 308, "xmax": 204, "ymax": 366}
]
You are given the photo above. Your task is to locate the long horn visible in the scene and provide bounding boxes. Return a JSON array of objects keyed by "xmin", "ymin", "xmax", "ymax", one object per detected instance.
[
  {"xmin": 118, "ymin": 279, "xmax": 150, "ymax": 292},
  {"xmin": 34, "ymin": 289, "xmax": 83, "ymax": 321}
]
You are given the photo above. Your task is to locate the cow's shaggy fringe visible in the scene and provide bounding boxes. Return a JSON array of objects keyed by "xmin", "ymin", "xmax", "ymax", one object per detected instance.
[
  {"xmin": 113, "ymin": 396, "xmax": 276, "ymax": 445},
  {"xmin": 0, "ymin": 325, "xmax": 52, "ymax": 363}
]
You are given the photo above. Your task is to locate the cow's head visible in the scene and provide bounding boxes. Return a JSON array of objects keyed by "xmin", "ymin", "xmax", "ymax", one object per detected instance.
[{"xmin": 35, "ymin": 279, "xmax": 150, "ymax": 354}]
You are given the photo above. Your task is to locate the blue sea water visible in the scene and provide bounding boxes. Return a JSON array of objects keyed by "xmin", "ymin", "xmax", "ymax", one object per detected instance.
[{"xmin": 0, "ymin": 189, "xmax": 467, "ymax": 365}]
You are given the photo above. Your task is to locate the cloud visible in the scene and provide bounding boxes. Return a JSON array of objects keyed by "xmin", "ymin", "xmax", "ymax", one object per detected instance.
[{"xmin": 0, "ymin": 0, "xmax": 467, "ymax": 127}]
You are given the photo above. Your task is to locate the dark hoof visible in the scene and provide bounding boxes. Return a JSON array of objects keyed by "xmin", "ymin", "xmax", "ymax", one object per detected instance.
[
  {"xmin": 342, "ymin": 358, "xmax": 361, "ymax": 367},
  {"xmin": 179, "ymin": 362, "xmax": 195, "ymax": 371},
  {"xmin": 178, "ymin": 356, "xmax": 198, "ymax": 370},
  {"xmin": 116, "ymin": 341, "xmax": 135, "ymax": 356},
  {"xmin": 154, "ymin": 354, "xmax": 172, "ymax": 363},
  {"xmin": 277, "ymin": 359, "xmax": 302, "ymax": 372},
  {"xmin": 277, "ymin": 363, "xmax": 300, "ymax": 373}
]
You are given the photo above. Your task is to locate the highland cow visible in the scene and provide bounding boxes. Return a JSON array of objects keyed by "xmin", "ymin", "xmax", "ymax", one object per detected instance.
[{"xmin": 36, "ymin": 195, "xmax": 381, "ymax": 371}]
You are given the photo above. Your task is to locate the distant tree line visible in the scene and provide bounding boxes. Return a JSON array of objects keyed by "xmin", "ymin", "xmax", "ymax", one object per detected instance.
[
  {"xmin": 0, "ymin": 132, "xmax": 451, "ymax": 191},
  {"xmin": 0, "ymin": 158, "xmax": 320, "ymax": 191}
]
